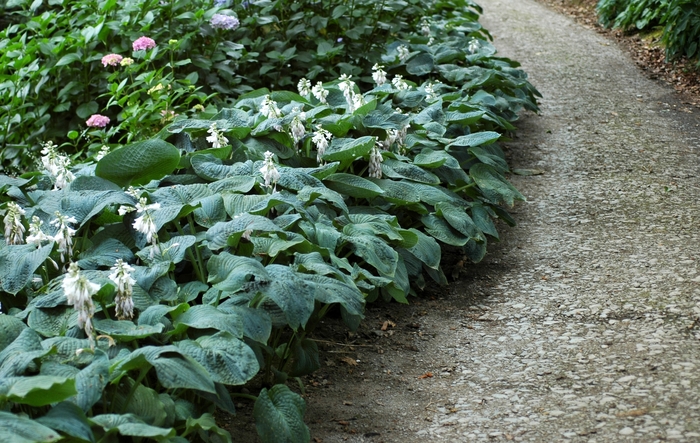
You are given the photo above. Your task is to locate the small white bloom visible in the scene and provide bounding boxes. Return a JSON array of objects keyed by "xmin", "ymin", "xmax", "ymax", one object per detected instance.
[
  {"xmin": 312, "ymin": 126, "xmax": 332, "ymax": 163},
  {"xmin": 206, "ymin": 122, "xmax": 229, "ymax": 148},
  {"xmin": 125, "ymin": 186, "xmax": 141, "ymax": 199},
  {"xmin": 62, "ymin": 262, "xmax": 100, "ymax": 348},
  {"xmin": 3, "ymin": 202, "xmax": 25, "ymax": 245},
  {"xmin": 95, "ymin": 145, "xmax": 111, "ymax": 161},
  {"xmin": 468, "ymin": 38, "xmax": 480, "ymax": 54},
  {"xmin": 311, "ymin": 82, "xmax": 329, "ymax": 103},
  {"xmin": 372, "ymin": 64, "xmax": 387, "ymax": 86},
  {"xmin": 424, "ymin": 82, "xmax": 437, "ymax": 101},
  {"xmin": 368, "ymin": 142, "xmax": 383, "ymax": 179},
  {"xmin": 40, "ymin": 141, "xmax": 74, "ymax": 190},
  {"xmin": 392, "ymin": 75, "xmax": 410, "ymax": 91},
  {"xmin": 351, "ymin": 92, "xmax": 365, "ymax": 111},
  {"xmin": 428, "ymin": 37, "xmax": 435, "ymax": 46},
  {"xmin": 297, "ymin": 78, "xmax": 311, "ymax": 97},
  {"xmin": 259, "ymin": 151, "xmax": 281, "ymax": 191},
  {"xmin": 260, "ymin": 95, "xmax": 282, "ymax": 119},
  {"xmin": 50, "ymin": 211, "xmax": 77, "ymax": 262},
  {"xmin": 397, "ymin": 44, "xmax": 410, "ymax": 63},
  {"xmin": 26, "ymin": 216, "xmax": 53, "ymax": 247},
  {"xmin": 108, "ymin": 259, "xmax": 136, "ymax": 320},
  {"xmin": 289, "ymin": 115, "xmax": 306, "ymax": 148},
  {"xmin": 118, "ymin": 205, "xmax": 135, "ymax": 216},
  {"xmin": 338, "ymin": 74, "xmax": 358, "ymax": 112},
  {"xmin": 133, "ymin": 198, "xmax": 160, "ymax": 249},
  {"xmin": 420, "ymin": 19, "xmax": 431, "ymax": 36}
]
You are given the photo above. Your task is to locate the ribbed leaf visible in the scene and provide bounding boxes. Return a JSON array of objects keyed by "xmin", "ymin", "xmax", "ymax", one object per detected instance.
[
  {"xmin": 322, "ymin": 136, "xmax": 375, "ymax": 162},
  {"xmin": 0, "ymin": 411, "xmax": 61, "ymax": 442},
  {"xmin": 136, "ymin": 235, "xmax": 196, "ymax": 265},
  {"xmin": 172, "ymin": 305, "xmax": 244, "ymax": 338},
  {"xmin": 184, "ymin": 413, "xmax": 232, "ymax": 443},
  {"xmin": 342, "ymin": 233, "xmax": 398, "ymax": 277},
  {"xmin": 381, "ymin": 158, "xmax": 440, "ymax": 184},
  {"xmin": 207, "ymin": 252, "xmax": 270, "ymax": 291},
  {"xmin": 3, "ymin": 376, "xmax": 76, "ymax": 407},
  {"xmin": 324, "ymin": 173, "xmax": 384, "ymax": 199},
  {"xmin": 435, "ymin": 202, "xmax": 482, "ymax": 239},
  {"xmin": 254, "ymin": 385, "xmax": 309, "ymax": 443},
  {"xmin": 93, "ymin": 319, "xmax": 163, "ymax": 341},
  {"xmin": 36, "ymin": 402, "xmax": 95, "ymax": 443},
  {"xmin": 90, "ymin": 414, "xmax": 176, "ymax": 438},
  {"xmin": 176, "ymin": 332, "xmax": 259, "ymax": 386},
  {"xmin": 207, "ymin": 215, "xmax": 283, "ymax": 250},
  {"xmin": 0, "ymin": 243, "xmax": 53, "ymax": 295},
  {"xmin": 470, "ymin": 163, "xmax": 524, "ymax": 206},
  {"xmin": 447, "ymin": 131, "xmax": 500, "ymax": 148},
  {"xmin": 404, "ymin": 228, "xmax": 441, "ymax": 270},
  {"xmin": 421, "ymin": 214, "xmax": 469, "ymax": 247},
  {"xmin": 112, "ymin": 377, "xmax": 167, "ymax": 426},
  {"xmin": 0, "ymin": 315, "xmax": 27, "ymax": 352},
  {"xmin": 77, "ymin": 238, "xmax": 134, "ymax": 270},
  {"xmin": 71, "ymin": 350, "xmax": 110, "ymax": 412},
  {"xmin": 96, "ymin": 139, "xmax": 180, "ymax": 187}
]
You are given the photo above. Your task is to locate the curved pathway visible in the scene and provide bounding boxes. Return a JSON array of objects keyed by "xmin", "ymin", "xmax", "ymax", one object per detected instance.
[{"xmin": 297, "ymin": 1, "xmax": 700, "ymax": 442}]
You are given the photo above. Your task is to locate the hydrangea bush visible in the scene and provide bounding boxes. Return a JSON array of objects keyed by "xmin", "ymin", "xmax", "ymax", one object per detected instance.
[{"xmin": 0, "ymin": 0, "xmax": 539, "ymax": 442}]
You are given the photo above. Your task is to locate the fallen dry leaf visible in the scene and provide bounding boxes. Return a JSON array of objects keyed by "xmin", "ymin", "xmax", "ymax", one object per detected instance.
[
  {"xmin": 380, "ymin": 320, "xmax": 396, "ymax": 331},
  {"xmin": 418, "ymin": 372, "xmax": 434, "ymax": 379},
  {"xmin": 340, "ymin": 356, "xmax": 358, "ymax": 366},
  {"xmin": 616, "ymin": 409, "xmax": 648, "ymax": 418}
]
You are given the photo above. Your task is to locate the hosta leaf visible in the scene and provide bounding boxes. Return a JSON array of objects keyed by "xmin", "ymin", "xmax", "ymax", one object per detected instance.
[
  {"xmin": 172, "ymin": 305, "xmax": 244, "ymax": 338},
  {"xmin": 469, "ymin": 163, "xmax": 524, "ymax": 206},
  {"xmin": 207, "ymin": 252, "xmax": 270, "ymax": 291},
  {"xmin": 297, "ymin": 186, "xmax": 348, "ymax": 214},
  {"xmin": 217, "ymin": 304, "xmax": 272, "ymax": 344},
  {"xmin": 96, "ymin": 139, "xmax": 180, "ymax": 187},
  {"xmin": 208, "ymin": 176, "xmax": 256, "ymax": 194},
  {"xmin": 342, "ymin": 233, "xmax": 398, "ymax": 277},
  {"xmin": 413, "ymin": 149, "xmax": 451, "ymax": 168},
  {"xmin": 137, "ymin": 235, "xmax": 196, "ymax": 265},
  {"xmin": 321, "ymin": 136, "xmax": 375, "ymax": 162},
  {"xmin": 445, "ymin": 110, "xmax": 485, "ymax": 125},
  {"xmin": 36, "ymin": 402, "xmax": 95, "ymax": 443},
  {"xmin": 0, "ymin": 328, "xmax": 50, "ymax": 377},
  {"xmin": 465, "ymin": 238, "xmax": 487, "ymax": 263},
  {"xmin": 184, "ymin": 413, "xmax": 232, "ymax": 443},
  {"xmin": 72, "ymin": 350, "xmax": 110, "ymax": 411},
  {"xmin": 471, "ymin": 204, "xmax": 499, "ymax": 239},
  {"xmin": 77, "ymin": 238, "xmax": 134, "ymax": 270},
  {"xmin": 254, "ymin": 385, "xmax": 309, "ymax": 443},
  {"xmin": 381, "ymin": 158, "xmax": 440, "ymax": 185},
  {"xmin": 406, "ymin": 52, "xmax": 435, "ymax": 76},
  {"xmin": 366, "ymin": 178, "xmax": 420, "ymax": 205},
  {"xmin": 90, "ymin": 414, "xmax": 175, "ymax": 438},
  {"xmin": 193, "ymin": 194, "xmax": 227, "ymax": 227},
  {"xmin": 469, "ymin": 145, "xmax": 509, "ymax": 173},
  {"xmin": 412, "ymin": 182, "xmax": 466, "ymax": 207},
  {"xmin": 435, "ymin": 202, "xmax": 482, "ymax": 239},
  {"xmin": 4, "ymin": 375, "xmax": 76, "ymax": 407},
  {"xmin": 149, "ymin": 276, "xmax": 178, "ymax": 302},
  {"xmin": 132, "ymin": 262, "xmax": 171, "ymax": 291},
  {"xmin": 324, "ymin": 173, "xmax": 384, "ymax": 199},
  {"xmin": 93, "ymin": 319, "xmax": 163, "ymax": 341},
  {"xmin": 0, "ymin": 243, "xmax": 54, "ymax": 295},
  {"xmin": 277, "ymin": 168, "xmax": 323, "ymax": 191},
  {"xmin": 0, "ymin": 411, "xmax": 62, "ymax": 442},
  {"xmin": 251, "ymin": 234, "xmax": 310, "ymax": 258},
  {"xmin": 404, "ymin": 228, "xmax": 441, "ymax": 270},
  {"xmin": 221, "ymin": 193, "xmax": 270, "ymax": 217},
  {"xmin": 191, "ymin": 155, "xmax": 255, "ymax": 181},
  {"xmin": 421, "ymin": 214, "xmax": 469, "ymax": 247},
  {"xmin": 176, "ymin": 331, "xmax": 259, "ymax": 386},
  {"xmin": 447, "ymin": 131, "xmax": 500, "ymax": 148},
  {"xmin": 59, "ymin": 190, "xmax": 134, "ymax": 227},
  {"xmin": 287, "ymin": 338, "xmax": 320, "ymax": 377},
  {"xmin": 246, "ymin": 265, "xmax": 315, "ymax": 330},
  {"xmin": 138, "ymin": 303, "xmax": 188, "ymax": 327},
  {"xmin": 413, "ymin": 103, "xmax": 446, "ymax": 125},
  {"xmin": 28, "ymin": 306, "xmax": 72, "ymax": 337},
  {"xmin": 0, "ymin": 315, "xmax": 27, "ymax": 352},
  {"xmin": 112, "ymin": 377, "xmax": 167, "ymax": 427},
  {"xmin": 207, "ymin": 215, "xmax": 283, "ymax": 250},
  {"xmin": 302, "ymin": 273, "xmax": 364, "ymax": 316}
]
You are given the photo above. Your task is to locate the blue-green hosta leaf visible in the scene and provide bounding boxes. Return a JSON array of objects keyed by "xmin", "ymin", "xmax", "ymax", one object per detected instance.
[
  {"xmin": 470, "ymin": 204, "xmax": 499, "ymax": 239},
  {"xmin": 112, "ymin": 377, "xmax": 167, "ymax": 427},
  {"xmin": 366, "ymin": 178, "xmax": 420, "ymax": 205},
  {"xmin": 149, "ymin": 276, "xmax": 178, "ymax": 302},
  {"xmin": 93, "ymin": 319, "xmax": 163, "ymax": 341},
  {"xmin": 3, "ymin": 375, "xmax": 76, "ymax": 407},
  {"xmin": 71, "ymin": 349, "xmax": 110, "ymax": 412},
  {"xmin": 381, "ymin": 158, "xmax": 440, "ymax": 185},
  {"xmin": 151, "ymin": 183, "xmax": 211, "ymax": 206},
  {"xmin": 28, "ymin": 306, "xmax": 73, "ymax": 338},
  {"xmin": 324, "ymin": 173, "xmax": 384, "ymax": 199},
  {"xmin": 470, "ymin": 163, "xmax": 524, "ymax": 206},
  {"xmin": 294, "ymin": 252, "xmax": 349, "ymax": 280},
  {"xmin": 221, "ymin": 193, "xmax": 270, "ymax": 217},
  {"xmin": 191, "ymin": 155, "xmax": 255, "ymax": 181},
  {"xmin": 287, "ymin": 338, "xmax": 320, "ymax": 377},
  {"xmin": 254, "ymin": 385, "xmax": 309, "ymax": 443},
  {"xmin": 469, "ymin": 145, "xmax": 509, "ymax": 173},
  {"xmin": 341, "ymin": 233, "xmax": 398, "ymax": 278},
  {"xmin": 277, "ymin": 168, "xmax": 323, "ymax": 191},
  {"xmin": 0, "ymin": 410, "xmax": 62, "ymax": 442},
  {"xmin": 465, "ymin": 237, "xmax": 488, "ymax": 263},
  {"xmin": 132, "ymin": 262, "xmax": 171, "ymax": 291},
  {"xmin": 322, "ymin": 136, "xmax": 375, "ymax": 162},
  {"xmin": 412, "ymin": 182, "xmax": 467, "ymax": 207},
  {"xmin": 77, "ymin": 238, "xmax": 134, "ymax": 270},
  {"xmin": 435, "ymin": 202, "xmax": 483, "ymax": 240},
  {"xmin": 96, "ymin": 139, "xmax": 180, "ymax": 187},
  {"xmin": 445, "ymin": 110, "xmax": 486, "ymax": 125},
  {"xmin": 406, "ymin": 52, "xmax": 434, "ymax": 76},
  {"xmin": 193, "ymin": 194, "xmax": 227, "ymax": 228},
  {"xmin": 404, "ymin": 228, "xmax": 441, "ymax": 270},
  {"xmin": 137, "ymin": 235, "xmax": 196, "ymax": 265},
  {"xmin": 251, "ymin": 233, "xmax": 312, "ymax": 258},
  {"xmin": 421, "ymin": 214, "xmax": 469, "ymax": 247},
  {"xmin": 299, "ymin": 161, "xmax": 339, "ymax": 180},
  {"xmin": 0, "ymin": 328, "xmax": 49, "ymax": 377},
  {"xmin": 207, "ymin": 252, "xmax": 270, "ymax": 291},
  {"xmin": 90, "ymin": 414, "xmax": 175, "ymax": 439},
  {"xmin": 184, "ymin": 413, "xmax": 232, "ymax": 443},
  {"xmin": 0, "ymin": 315, "xmax": 27, "ymax": 353},
  {"xmin": 171, "ymin": 305, "xmax": 244, "ymax": 338},
  {"xmin": 343, "ymin": 219, "xmax": 403, "ymax": 243},
  {"xmin": 447, "ymin": 131, "xmax": 500, "ymax": 148},
  {"xmin": 115, "ymin": 346, "xmax": 216, "ymax": 394},
  {"xmin": 246, "ymin": 265, "xmax": 315, "ymax": 331},
  {"xmin": 0, "ymin": 243, "xmax": 54, "ymax": 295},
  {"xmin": 314, "ymin": 222, "xmax": 343, "ymax": 252},
  {"xmin": 59, "ymin": 190, "xmax": 134, "ymax": 227},
  {"xmin": 302, "ymin": 273, "xmax": 364, "ymax": 317},
  {"xmin": 297, "ymin": 186, "xmax": 348, "ymax": 214},
  {"xmin": 217, "ymin": 304, "xmax": 272, "ymax": 344},
  {"xmin": 413, "ymin": 149, "xmax": 452, "ymax": 168},
  {"xmin": 36, "ymin": 402, "xmax": 95, "ymax": 443},
  {"xmin": 208, "ymin": 176, "xmax": 256, "ymax": 194},
  {"xmin": 413, "ymin": 102, "xmax": 446, "ymax": 125},
  {"xmin": 207, "ymin": 215, "xmax": 283, "ymax": 250},
  {"xmin": 176, "ymin": 331, "xmax": 259, "ymax": 386},
  {"xmin": 138, "ymin": 303, "xmax": 188, "ymax": 328},
  {"xmin": 316, "ymin": 113, "xmax": 353, "ymax": 137}
]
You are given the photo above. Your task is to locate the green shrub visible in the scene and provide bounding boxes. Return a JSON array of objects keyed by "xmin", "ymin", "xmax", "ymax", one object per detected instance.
[
  {"xmin": 661, "ymin": 0, "xmax": 700, "ymax": 63},
  {"xmin": 597, "ymin": 0, "xmax": 669, "ymax": 30}
]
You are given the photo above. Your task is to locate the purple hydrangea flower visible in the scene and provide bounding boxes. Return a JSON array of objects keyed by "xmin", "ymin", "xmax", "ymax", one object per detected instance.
[
  {"xmin": 101, "ymin": 53, "xmax": 123, "ymax": 67},
  {"xmin": 132, "ymin": 36, "xmax": 156, "ymax": 51},
  {"xmin": 211, "ymin": 14, "xmax": 240, "ymax": 30},
  {"xmin": 86, "ymin": 114, "xmax": 110, "ymax": 128}
]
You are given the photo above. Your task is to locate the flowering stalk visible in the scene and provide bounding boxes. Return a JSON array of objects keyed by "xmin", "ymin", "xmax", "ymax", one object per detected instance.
[
  {"xmin": 368, "ymin": 142, "xmax": 384, "ymax": 179},
  {"xmin": 312, "ymin": 126, "xmax": 333, "ymax": 164},
  {"xmin": 108, "ymin": 259, "xmax": 136, "ymax": 320},
  {"xmin": 372, "ymin": 64, "xmax": 387, "ymax": 86},
  {"xmin": 311, "ymin": 81, "xmax": 329, "ymax": 103},
  {"xmin": 63, "ymin": 262, "xmax": 100, "ymax": 348},
  {"xmin": 260, "ymin": 95, "xmax": 282, "ymax": 119},
  {"xmin": 40, "ymin": 141, "xmax": 74, "ymax": 190},
  {"xmin": 50, "ymin": 211, "xmax": 77, "ymax": 262},
  {"xmin": 3, "ymin": 202, "xmax": 25, "ymax": 245},
  {"xmin": 206, "ymin": 122, "xmax": 229, "ymax": 148},
  {"xmin": 259, "ymin": 151, "xmax": 281, "ymax": 192},
  {"xmin": 26, "ymin": 216, "xmax": 52, "ymax": 247},
  {"xmin": 132, "ymin": 198, "xmax": 160, "ymax": 255},
  {"xmin": 289, "ymin": 111, "xmax": 306, "ymax": 149}
]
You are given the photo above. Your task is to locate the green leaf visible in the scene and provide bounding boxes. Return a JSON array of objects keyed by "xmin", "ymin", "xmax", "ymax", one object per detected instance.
[
  {"xmin": 4, "ymin": 375, "xmax": 76, "ymax": 407},
  {"xmin": 445, "ymin": 110, "xmax": 485, "ymax": 125},
  {"xmin": 137, "ymin": 235, "xmax": 196, "ymax": 265},
  {"xmin": 0, "ymin": 411, "xmax": 62, "ymax": 442},
  {"xmin": 435, "ymin": 202, "xmax": 482, "ymax": 240},
  {"xmin": 421, "ymin": 214, "xmax": 469, "ymax": 247},
  {"xmin": 207, "ymin": 252, "xmax": 270, "ymax": 292},
  {"xmin": 95, "ymin": 139, "xmax": 181, "ymax": 187},
  {"xmin": 218, "ymin": 304, "xmax": 272, "ymax": 344},
  {"xmin": 321, "ymin": 136, "xmax": 375, "ymax": 162},
  {"xmin": 0, "ymin": 243, "xmax": 54, "ymax": 295},
  {"xmin": 184, "ymin": 413, "xmax": 232, "ymax": 443},
  {"xmin": 324, "ymin": 173, "xmax": 384, "ymax": 199},
  {"xmin": 207, "ymin": 215, "xmax": 283, "ymax": 250},
  {"xmin": 37, "ymin": 402, "xmax": 95, "ymax": 442},
  {"xmin": 172, "ymin": 305, "xmax": 244, "ymax": 338},
  {"xmin": 381, "ymin": 158, "xmax": 440, "ymax": 184},
  {"xmin": 0, "ymin": 328, "xmax": 50, "ymax": 377},
  {"xmin": 469, "ymin": 145, "xmax": 509, "ymax": 173},
  {"xmin": 406, "ymin": 52, "xmax": 434, "ymax": 76},
  {"xmin": 208, "ymin": 176, "xmax": 256, "ymax": 194},
  {"xmin": 77, "ymin": 238, "xmax": 134, "ymax": 269},
  {"xmin": 366, "ymin": 178, "xmax": 420, "ymax": 205},
  {"xmin": 404, "ymin": 228, "xmax": 441, "ymax": 270},
  {"xmin": 469, "ymin": 163, "xmax": 524, "ymax": 206},
  {"xmin": 176, "ymin": 332, "xmax": 259, "ymax": 386},
  {"xmin": 287, "ymin": 338, "xmax": 320, "ymax": 377},
  {"xmin": 297, "ymin": 186, "xmax": 349, "ymax": 214},
  {"xmin": 447, "ymin": 131, "xmax": 500, "ymax": 148},
  {"xmin": 254, "ymin": 385, "xmax": 309, "ymax": 443},
  {"xmin": 341, "ymin": 233, "xmax": 398, "ymax": 277},
  {"xmin": 72, "ymin": 350, "xmax": 110, "ymax": 412},
  {"xmin": 93, "ymin": 319, "xmax": 163, "ymax": 341},
  {"xmin": 301, "ymin": 273, "xmax": 364, "ymax": 317},
  {"xmin": 112, "ymin": 377, "xmax": 167, "ymax": 427},
  {"xmin": 90, "ymin": 414, "xmax": 175, "ymax": 439},
  {"xmin": 0, "ymin": 315, "xmax": 27, "ymax": 352}
]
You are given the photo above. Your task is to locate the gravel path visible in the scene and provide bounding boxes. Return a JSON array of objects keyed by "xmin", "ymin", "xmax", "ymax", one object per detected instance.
[{"xmin": 237, "ymin": 1, "xmax": 700, "ymax": 441}]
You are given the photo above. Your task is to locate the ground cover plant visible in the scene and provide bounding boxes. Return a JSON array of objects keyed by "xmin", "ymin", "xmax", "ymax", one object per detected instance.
[{"xmin": 0, "ymin": 0, "xmax": 539, "ymax": 441}]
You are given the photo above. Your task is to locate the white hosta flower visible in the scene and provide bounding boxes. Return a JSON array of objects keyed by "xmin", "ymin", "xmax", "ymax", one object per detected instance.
[
  {"xmin": 297, "ymin": 78, "xmax": 311, "ymax": 97},
  {"xmin": 95, "ymin": 145, "xmax": 111, "ymax": 161},
  {"xmin": 3, "ymin": 202, "xmax": 25, "ymax": 245},
  {"xmin": 468, "ymin": 38, "xmax": 480, "ymax": 54},
  {"xmin": 312, "ymin": 126, "xmax": 332, "ymax": 163},
  {"xmin": 26, "ymin": 216, "xmax": 52, "ymax": 247},
  {"xmin": 397, "ymin": 44, "xmax": 410, "ymax": 63},
  {"xmin": 259, "ymin": 151, "xmax": 281, "ymax": 191},
  {"xmin": 311, "ymin": 81, "xmax": 329, "ymax": 103},
  {"xmin": 424, "ymin": 82, "xmax": 437, "ymax": 101},
  {"xmin": 372, "ymin": 64, "xmax": 387, "ymax": 86},
  {"xmin": 118, "ymin": 205, "xmax": 136, "ymax": 216},
  {"xmin": 260, "ymin": 95, "xmax": 282, "ymax": 119},
  {"xmin": 392, "ymin": 75, "xmax": 410, "ymax": 91},
  {"xmin": 384, "ymin": 129, "xmax": 399, "ymax": 150},
  {"xmin": 133, "ymin": 198, "xmax": 160, "ymax": 250},
  {"xmin": 50, "ymin": 211, "xmax": 77, "ymax": 262},
  {"xmin": 351, "ymin": 92, "xmax": 364, "ymax": 112},
  {"xmin": 62, "ymin": 262, "xmax": 100, "ymax": 348},
  {"xmin": 108, "ymin": 259, "xmax": 136, "ymax": 320},
  {"xmin": 206, "ymin": 122, "xmax": 229, "ymax": 148},
  {"xmin": 420, "ymin": 19, "xmax": 431, "ymax": 36},
  {"xmin": 125, "ymin": 186, "xmax": 141, "ymax": 199},
  {"xmin": 40, "ymin": 141, "xmax": 74, "ymax": 190},
  {"xmin": 290, "ymin": 115, "xmax": 306, "ymax": 148},
  {"xmin": 368, "ymin": 142, "xmax": 383, "ymax": 179}
]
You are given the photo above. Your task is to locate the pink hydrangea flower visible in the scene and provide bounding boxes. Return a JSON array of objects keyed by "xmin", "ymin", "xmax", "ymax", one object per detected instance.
[
  {"xmin": 132, "ymin": 36, "xmax": 156, "ymax": 51},
  {"xmin": 101, "ymin": 53, "xmax": 123, "ymax": 67},
  {"xmin": 86, "ymin": 114, "xmax": 110, "ymax": 128}
]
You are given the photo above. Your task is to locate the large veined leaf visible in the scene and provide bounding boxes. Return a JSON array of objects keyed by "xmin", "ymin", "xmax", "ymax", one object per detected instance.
[
  {"xmin": 412, "ymin": 182, "xmax": 466, "ymax": 207},
  {"xmin": 0, "ymin": 328, "xmax": 50, "ymax": 377},
  {"xmin": 435, "ymin": 201, "xmax": 483, "ymax": 240},
  {"xmin": 208, "ymin": 176, "xmax": 257, "ymax": 194},
  {"xmin": 321, "ymin": 136, "xmax": 375, "ymax": 162},
  {"xmin": 132, "ymin": 263, "xmax": 171, "ymax": 291},
  {"xmin": 404, "ymin": 228, "xmax": 441, "ymax": 270},
  {"xmin": 341, "ymin": 233, "xmax": 398, "ymax": 277},
  {"xmin": 381, "ymin": 158, "xmax": 440, "ymax": 184},
  {"xmin": 112, "ymin": 377, "xmax": 168, "ymax": 427},
  {"xmin": 0, "ymin": 411, "xmax": 62, "ymax": 442},
  {"xmin": 470, "ymin": 204, "xmax": 499, "ymax": 239},
  {"xmin": 71, "ymin": 349, "xmax": 110, "ymax": 411},
  {"xmin": 217, "ymin": 304, "xmax": 272, "ymax": 344},
  {"xmin": 207, "ymin": 252, "xmax": 270, "ymax": 291},
  {"xmin": 296, "ymin": 186, "xmax": 349, "ymax": 215},
  {"xmin": 171, "ymin": 304, "xmax": 244, "ymax": 338},
  {"xmin": 469, "ymin": 145, "xmax": 509, "ymax": 173},
  {"xmin": 93, "ymin": 319, "xmax": 164, "ymax": 341},
  {"xmin": 447, "ymin": 131, "xmax": 500, "ymax": 149},
  {"xmin": 95, "ymin": 139, "xmax": 180, "ymax": 187},
  {"xmin": 277, "ymin": 168, "xmax": 324, "ymax": 191},
  {"xmin": 59, "ymin": 190, "xmax": 134, "ymax": 227},
  {"xmin": 324, "ymin": 173, "xmax": 384, "ymax": 199},
  {"xmin": 0, "ymin": 243, "xmax": 53, "ymax": 295},
  {"xmin": 191, "ymin": 155, "xmax": 255, "ymax": 181},
  {"xmin": 184, "ymin": 413, "xmax": 232, "ymax": 443},
  {"xmin": 0, "ymin": 315, "xmax": 27, "ymax": 352},
  {"xmin": 36, "ymin": 402, "xmax": 95, "ymax": 443},
  {"xmin": 193, "ymin": 194, "xmax": 227, "ymax": 227},
  {"xmin": 90, "ymin": 414, "xmax": 175, "ymax": 439},
  {"xmin": 27, "ymin": 306, "xmax": 73, "ymax": 338},
  {"xmin": 77, "ymin": 238, "xmax": 134, "ymax": 270},
  {"xmin": 406, "ymin": 52, "xmax": 435, "ymax": 76},
  {"xmin": 469, "ymin": 163, "xmax": 524, "ymax": 206},
  {"xmin": 301, "ymin": 273, "xmax": 364, "ymax": 316},
  {"xmin": 366, "ymin": 178, "xmax": 421, "ymax": 206},
  {"xmin": 445, "ymin": 109, "xmax": 485, "ymax": 125},
  {"xmin": 207, "ymin": 215, "xmax": 283, "ymax": 250},
  {"xmin": 421, "ymin": 214, "xmax": 469, "ymax": 247},
  {"xmin": 136, "ymin": 235, "xmax": 196, "ymax": 265},
  {"xmin": 176, "ymin": 331, "xmax": 259, "ymax": 386},
  {"xmin": 2, "ymin": 375, "xmax": 76, "ymax": 407},
  {"xmin": 251, "ymin": 234, "xmax": 312, "ymax": 258},
  {"xmin": 287, "ymin": 338, "xmax": 320, "ymax": 377},
  {"xmin": 254, "ymin": 385, "xmax": 309, "ymax": 443}
]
